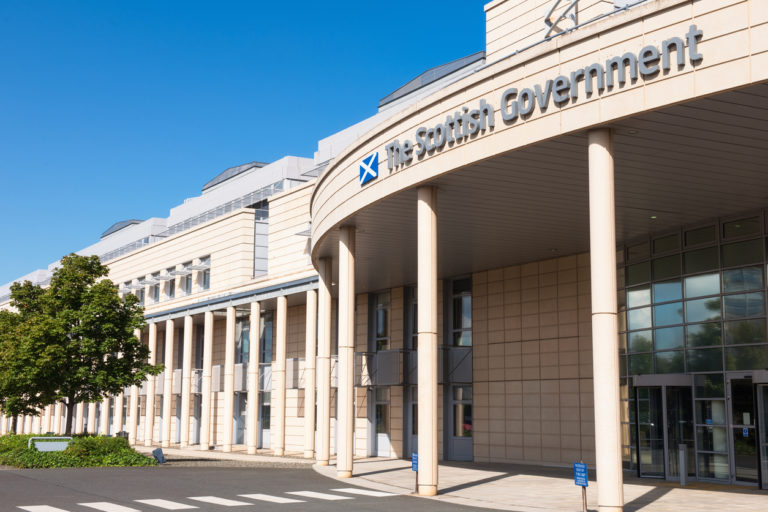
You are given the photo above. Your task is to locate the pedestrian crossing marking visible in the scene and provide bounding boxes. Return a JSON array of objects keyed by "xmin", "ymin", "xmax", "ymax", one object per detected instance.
[
  {"xmin": 332, "ymin": 488, "xmax": 397, "ymax": 497},
  {"xmin": 286, "ymin": 491, "xmax": 352, "ymax": 500},
  {"xmin": 18, "ymin": 507, "xmax": 70, "ymax": 512},
  {"xmin": 80, "ymin": 503, "xmax": 140, "ymax": 512},
  {"xmin": 187, "ymin": 496, "xmax": 253, "ymax": 507},
  {"xmin": 135, "ymin": 499, "xmax": 198, "ymax": 510},
  {"xmin": 238, "ymin": 494, "xmax": 305, "ymax": 504}
]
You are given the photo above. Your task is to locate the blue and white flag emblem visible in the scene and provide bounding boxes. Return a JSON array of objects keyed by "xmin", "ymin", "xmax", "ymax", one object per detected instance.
[{"xmin": 359, "ymin": 152, "xmax": 378, "ymax": 185}]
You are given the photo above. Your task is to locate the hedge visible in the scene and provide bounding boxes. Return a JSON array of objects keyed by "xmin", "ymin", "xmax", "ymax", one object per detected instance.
[{"xmin": 0, "ymin": 434, "xmax": 157, "ymax": 468}]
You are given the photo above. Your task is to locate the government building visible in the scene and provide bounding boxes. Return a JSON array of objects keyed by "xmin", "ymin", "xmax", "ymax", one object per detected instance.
[{"xmin": 2, "ymin": 1, "xmax": 767, "ymax": 509}]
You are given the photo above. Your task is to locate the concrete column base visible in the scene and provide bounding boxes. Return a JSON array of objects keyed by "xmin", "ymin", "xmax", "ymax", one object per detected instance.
[
  {"xmin": 317, "ymin": 460, "xmax": 329, "ymax": 466},
  {"xmin": 418, "ymin": 485, "xmax": 437, "ymax": 496},
  {"xmin": 274, "ymin": 448, "xmax": 285, "ymax": 456},
  {"xmin": 599, "ymin": 507, "xmax": 623, "ymax": 512},
  {"xmin": 304, "ymin": 450, "xmax": 314, "ymax": 459},
  {"xmin": 162, "ymin": 441, "xmax": 170, "ymax": 448},
  {"xmin": 144, "ymin": 440, "xmax": 153, "ymax": 447},
  {"xmin": 337, "ymin": 470, "xmax": 352, "ymax": 478},
  {"xmin": 180, "ymin": 442, "xmax": 188, "ymax": 448},
  {"xmin": 247, "ymin": 447, "xmax": 257, "ymax": 455}
]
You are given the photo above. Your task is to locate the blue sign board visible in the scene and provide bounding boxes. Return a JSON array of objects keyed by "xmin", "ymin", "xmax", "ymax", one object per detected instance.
[
  {"xmin": 359, "ymin": 152, "xmax": 379, "ymax": 185},
  {"xmin": 573, "ymin": 462, "xmax": 588, "ymax": 487},
  {"xmin": 412, "ymin": 452, "xmax": 418, "ymax": 472},
  {"xmin": 743, "ymin": 427, "xmax": 749, "ymax": 438}
]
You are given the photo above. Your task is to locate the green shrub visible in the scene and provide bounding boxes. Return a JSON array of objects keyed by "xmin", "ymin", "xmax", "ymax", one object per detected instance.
[{"xmin": 0, "ymin": 434, "xmax": 156, "ymax": 468}]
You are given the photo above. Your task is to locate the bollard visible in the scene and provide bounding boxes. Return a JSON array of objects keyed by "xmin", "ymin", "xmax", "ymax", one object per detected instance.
[{"xmin": 678, "ymin": 444, "xmax": 686, "ymax": 487}]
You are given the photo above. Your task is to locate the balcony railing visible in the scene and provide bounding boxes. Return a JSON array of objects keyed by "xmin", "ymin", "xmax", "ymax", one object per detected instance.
[
  {"xmin": 192, "ymin": 369, "xmax": 203, "ymax": 394},
  {"xmin": 259, "ymin": 363, "xmax": 272, "ymax": 392},
  {"xmin": 354, "ymin": 349, "xmax": 404, "ymax": 387}
]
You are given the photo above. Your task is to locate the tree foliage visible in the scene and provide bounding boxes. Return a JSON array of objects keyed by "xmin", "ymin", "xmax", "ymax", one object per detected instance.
[{"xmin": 0, "ymin": 254, "xmax": 162, "ymax": 434}]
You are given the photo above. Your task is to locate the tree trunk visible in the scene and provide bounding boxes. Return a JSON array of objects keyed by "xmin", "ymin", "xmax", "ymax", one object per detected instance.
[{"xmin": 64, "ymin": 398, "xmax": 75, "ymax": 435}]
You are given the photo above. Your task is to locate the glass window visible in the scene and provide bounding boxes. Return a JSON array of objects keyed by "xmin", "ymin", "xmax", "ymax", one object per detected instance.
[
  {"xmin": 260, "ymin": 312, "xmax": 274, "ymax": 363},
  {"xmin": 723, "ymin": 292, "xmax": 764, "ymax": 319},
  {"xmin": 629, "ymin": 354, "xmax": 652, "ymax": 375},
  {"xmin": 376, "ymin": 404, "xmax": 389, "ymax": 434},
  {"xmin": 684, "ymin": 273, "xmax": 719, "ymax": 298},
  {"xmin": 696, "ymin": 400, "xmax": 726, "ymax": 425},
  {"xmin": 723, "ymin": 266, "xmax": 763, "ymax": 292},
  {"xmin": 653, "ymin": 255, "xmax": 681, "ymax": 280},
  {"xmin": 627, "ymin": 242, "xmax": 649, "ymax": 262},
  {"xmin": 653, "ymin": 234, "xmax": 680, "ymax": 255},
  {"xmin": 167, "ymin": 276, "xmax": 175, "ymax": 299},
  {"xmin": 685, "ymin": 298, "xmax": 721, "ymax": 323},
  {"xmin": 374, "ymin": 291, "xmax": 391, "ymax": 351},
  {"xmin": 452, "ymin": 280, "xmax": 472, "ymax": 347},
  {"xmin": 723, "ymin": 217, "xmax": 760, "ymax": 239},
  {"xmin": 627, "ymin": 286, "xmax": 651, "ymax": 308},
  {"xmin": 654, "ymin": 302, "xmax": 683, "ymax": 326},
  {"xmin": 685, "ymin": 225, "xmax": 716, "ymax": 247},
  {"xmin": 653, "ymin": 280, "xmax": 682, "ymax": 303},
  {"xmin": 453, "ymin": 386, "xmax": 472, "ymax": 401},
  {"xmin": 626, "ymin": 262, "xmax": 651, "ymax": 286},
  {"xmin": 629, "ymin": 330, "xmax": 652, "ymax": 352},
  {"xmin": 722, "ymin": 239, "xmax": 762, "ymax": 267},
  {"xmin": 686, "ymin": 348, "xmax": 723, "ymax": 372},
  {"xmin": 686, "ymin": 323, "xmax": 722, "ymax": 347},
  {"xmin": 655, "ymin": 351, "xmax": 684, "ymax": 373},
  {"xmin": 694, "ymin": 373, "xmax": 724, "ymax": 398},
  {"xmin": 726, "ymin": 345, "xmax": 768, "ymax": 370},
  {"xmin": 684, "ymin": 247, "xmax": 718, "ymax": 274},
  {"xmin": 453, "ymin": 404, "xmax": 473, "ymax": 437},
  {"xmin": 628, "ymin": 307, "xmax": 652, "ymax": 330},
  {"xmin": 201, "ymin": 269, "xmax": 210, "ymax": 290},
  {"xmin": 697, "ymin": 427, "xmax": 729, "ymax": 452},
  {"xmin": 655, "ymin": 326, "xmax": 683, "ymax": 350},
  {"xmin": 697, "ymin": 453, "xmax": 729, "ymax": 479},
  {"xmin": 723, "ymin": 319, "xmax": 766, "ymax": 345}
]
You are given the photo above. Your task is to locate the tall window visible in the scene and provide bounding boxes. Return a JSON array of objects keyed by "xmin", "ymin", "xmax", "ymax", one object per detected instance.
[
  {"xmin": 166, "ymin": 268, "xmax": 175, "ymax": 299},
  {"xmin": 452, "ymin": 278, "xmax": 472, "ymax": 346},
  {"xmin": 260, "ymin": 311, "xmax": 274, "ymax": 363},
  {"xmin": 181, "ymin": 261, "xmax": 192, "ymax": 295},
  {"xmin": 373, "ymin": 291, "xmax": 390, "ymax": 351},
  {"xmin": 136, "ymin": 288, "xmax": 145, "ymax": 306},
  {"xmin": 235, "ymin": 317, "xmax": 250, "ymax": 364},
  {"xmin": 150, "ymin": 273, "xmax": 160, "ymax": 304}
]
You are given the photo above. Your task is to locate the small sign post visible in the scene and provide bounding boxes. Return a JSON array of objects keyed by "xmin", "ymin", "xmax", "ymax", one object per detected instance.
[
  {"xmin": 573, "ymin": 462, "xmax": 588, "ymax": 512},
  {"xmin": 412, "ymin": 452, "xmax": 418, "ymax": 494}
]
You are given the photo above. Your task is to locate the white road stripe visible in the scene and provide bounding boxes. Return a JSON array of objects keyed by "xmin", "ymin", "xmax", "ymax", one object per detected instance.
[
  {"xmin": 332, "ymin": 488, "xmax": 397, "ymax": 497},
  {"xmin": 18, "ymin": 507, "xmax": 70, "ymax": 512},
  {"xmin": 187, "ymin": 496, "xmax": 253, "ymax": 507},
  {"xmin": 79, "ymin": 503, "xmax": 140, "ymax": 512},
  {"xmin": 238, "ymin": 494, "xmax": 305, "ymax": 504},
  {"xmin": 135, "ymin": 499, "xmax": 198, "ymax": 510},
  {"xmin": 286, "ymin": 491, "xmax": 352, "ymax": 501}
]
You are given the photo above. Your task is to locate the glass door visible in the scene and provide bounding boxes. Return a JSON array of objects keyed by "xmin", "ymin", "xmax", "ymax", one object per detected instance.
[
  {"xmin": 637, "ymin": 387, "xmax": 665, "ymax": 477},
  {"xmin": 727, "ymin": 377, "xmax": 758, "ymax": 484},
  {"xmin": 757, "ymin": 384, "xmax": 768, "ymax": 489}
]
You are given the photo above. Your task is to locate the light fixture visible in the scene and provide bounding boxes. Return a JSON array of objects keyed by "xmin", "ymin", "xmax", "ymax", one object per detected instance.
[{"xmin": 650, "ymin": 215, "xmax": 657, "ymax": 220}]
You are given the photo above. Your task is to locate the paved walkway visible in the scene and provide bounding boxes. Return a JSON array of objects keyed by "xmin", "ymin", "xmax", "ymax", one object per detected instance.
[{"xmin": 134, "ymin": 445, "xmax": 767, "ymax": 511}]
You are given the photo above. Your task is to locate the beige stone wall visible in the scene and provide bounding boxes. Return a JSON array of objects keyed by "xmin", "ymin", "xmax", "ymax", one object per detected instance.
[
  {"xmin": 268, "ymin": 181, "xmax": 314, "ymax": 279},
  {"xmin": 473, "ymin": 253, "xmax": 595, "ymax": 464}
]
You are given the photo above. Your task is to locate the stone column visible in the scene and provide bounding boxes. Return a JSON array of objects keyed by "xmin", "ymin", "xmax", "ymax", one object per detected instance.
[
  {"xmin": 99, "ymin": 397, "xmax": 110, "ymax": 435},
  {"xmin": 199, "ymin": 311, "xmax": 214, "ymax": 450},
  {"xmin": 337, "ymin": 226, "xmax": 355, "ymax": 478},
  {"xmin": 588, "ymin": 128, "xmax": 624, "ymax": 512},
  {"xmin": 87, "ymin": 403, "xmax": 97, "ymax": 435},
  {"xmin": 144, "ymin": 322, "xmax": 158, "ymax": 446},
  {"xmin": 316, "ymin": 258, "xmax": 332, "ymax": 466},
  {"xmin": 272, "ymin": 295, "xmax": 288, "ymax": 456},
  {"xmin": 417, "ymin": 186, "xmax": 439, "ymax": 496},
  {"xmin": 162, "ymin": 319, "xmax": 175, "ymax": 447},
  {"xmin": 180, "ymin": 315, "xmax": 194, "ymax": 447},
  {"xmin": 247, "ymin": 301, "xmax": 261, "ymax": 454},
  {"xmin": 75, "ymin": 402, "xmax": 85, "ymax": 434},
  {"xmin": 222, "ymin": 306, "xmax": 236, "ymax": 452},
  {"xmin": 128, "ymin": 328, "xmax": 141, "ymax": 444},
  {"xmin": 113, "ymin": 392, "xmax": 124, "ymax": 434},
  {"xmin": 43, "ymin": 405, "xmax": 52, "ymax": 434},
  {"xmin": 304, "ymin": 289, "xmax": 318, "ymax": 458},
  {"xmin": 54, "ymin": 402, "xmax": 63, "ymax": 434},
  {"xmin": 0, "ymin": 414, "xmax": 6, "ymax": 435}
]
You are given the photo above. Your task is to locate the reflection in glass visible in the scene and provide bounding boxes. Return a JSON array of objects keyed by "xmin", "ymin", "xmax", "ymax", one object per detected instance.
[
  {"xmin": 686, "ymin": 323, "xmax": 721, "ymax": 347},
  {"xmin": 696, "ymin": 400, "xmax": 726, "ymax": 425},
  {"xmin": 627, "ymin": 286, "xmax": 651, "ymax": 308},
  {"xmin": 698, "ymin": 453, "xmax": 729, "ymax": 480},
  {"xmin": 724, "ymin": 319, "xmax": 766, "ymax": 345},
  {"xmin": 653, "ymin": 280, "xmax": 682, "ymax": 303},
  {"xmin": 653, "ymin": 234, "xmax": 680, "ymax": 254},
  {"xmin": 685, "ymin": 298, "xmax": 721, "ymax": 323},
  {"xmin": 684, "ymin": 273, "xmax": 720, "ymax": 298},
  {"xmin": 453, "ymin": 404, "xmax": 472, "ymax": 437},
  {"xmin": 726, "ymin": 345, "xmax": 768, "ymax": 370},
  {"xmin": 694, "ymin": 373, "xmax": 724, "ymax": 398},
  {"xmin": 654, "ymin": 326, "xmax": 683, "ymax": 350},
  {"xmin": 684, "ymin": 247, "xmax": 718, "ymax": 274},
  {"xmin": 732, "ymin": 428, "xmax": 758, "ymax": 483},
  {"xmin": 697, "ymin": 426, "xmax": 728, "ymax": 452},
  {"xmin": 723, "ymin": 292, "xmax": 764, "ymax": 319},
  {"xmin": 686, "ymin": 348, "xmax": 723, "ymax": 372},
  {"xmin": 628, "ymin": 307, "xmax": 652, "ymax": 330},
  {"xmin": 629, "ymin": 330, "xmax": 652, "ymax": 352},
  {"xmin": 722, "ymin": 239, "xmax": 762, "ymax": 267},
  {"xmin": 629, "ymin": 354, "xmax": 652, "ymax": 375},
  {"xmin": 723, "ymin": 266, "xmax": 763, "ymax": 292},
  {"xmin": 653, "ymin": 255, "xmax": 681, "ymax": 280},
  {"xmin": 654, "ymin": 302, "xmax": 683, "ymax": 326},
  {"xmin": 655, "ymin": 351, "xmax": 684, "ymax": 373},
  {"xmin": 627, "ymin": 262, "xmax": 651, "ymax": 286}
]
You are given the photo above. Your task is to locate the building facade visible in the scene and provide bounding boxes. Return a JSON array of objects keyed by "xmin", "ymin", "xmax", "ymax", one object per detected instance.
[{"xmin": 2, "ymin": 1, "xmax": 768, "ymax": 510}]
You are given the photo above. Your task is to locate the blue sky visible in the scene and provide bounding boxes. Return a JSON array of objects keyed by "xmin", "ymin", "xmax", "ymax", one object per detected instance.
[{"xmin": 0, "ymin": 1, "xmax": 486, "ymax": 285}]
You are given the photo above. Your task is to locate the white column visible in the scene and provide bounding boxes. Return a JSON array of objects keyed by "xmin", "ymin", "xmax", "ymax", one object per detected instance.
[
  {"xmin": 23, "ymin": 415, "xmax": 31, "ymax": 434},
  {"xmin": 588, "ymin": 128, "xmax": 624, "ymax": 512},
  {"xmin": 128, "ymin": 328, "xmax": 141, "ymax": 444},
  {"xmin": 180, "ymin": 315, "xmax": 194, "ymax": 447},
  {"xmin": 316, "ymin": 258, "xmax": 332, "ymax": 466},
  {"xmin": 247, "ymin": 301, "xmax": 261, "ymax": 454},
  {"xmin": 87, "ymin": 402, "xmax": 97, "ymax": 435},
  {"xmin": 75, "ymin": 402, "xmax": 85, "ymax": 434},
  {"xmin": 32, "ymin": 413, "xmax": 41, "ymax": 434},
  {"xmin": 273, "ymin": 295, "xmax": 288, "ymax": 456},
  {"xmin": 42, "ymin": 406, "xmax": 51, "ymax": 434},
  {"xmin": 144, "ymin": 322, "xmax": 158, "ymax": 446},
  {"xmin": 304, "ymin": 289, "xmax": 318, "ymax": 458},
  {"xmin": 113, "ymin": 393, "xmax": 124, "ymax": 434},
  {"xmin": 199, "ymin": 311, "xmax": 214, "ymax": 450},
  {"xmin": 99, "ymin": 397, "xmax": 110, "ymax": 435},
  {"xmin": 417, "ymin": 186, "xmax": 439, "ymax": 496},
  {"xmin": 162, "ymin": 319, "xmax": 175, "ymax": 447},
  {"xmin": 54, "ymin": 402, "xmax": 63, "ymax": 435},
  {"xmin": 222, "ymin": 306, "xmax": 236, "ymax": 452},
  {"xmin": 0, "ymin": 414, "xmax": 6, "ymax": 435},
  {"xmin": 337, "ymin": 226, "xmax": 355, "ymax": 478}
]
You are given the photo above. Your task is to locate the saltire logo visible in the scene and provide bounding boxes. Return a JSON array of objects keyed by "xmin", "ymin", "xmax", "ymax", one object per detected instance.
[{"xmin": 359, "ymin": 152, "xmax": 378, "ymax": 185}]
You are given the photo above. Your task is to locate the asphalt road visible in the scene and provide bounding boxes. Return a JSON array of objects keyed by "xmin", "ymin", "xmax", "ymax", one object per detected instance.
[{"xmin": 0, "ymin": 466, "xmax": 488, "ymax": 512}]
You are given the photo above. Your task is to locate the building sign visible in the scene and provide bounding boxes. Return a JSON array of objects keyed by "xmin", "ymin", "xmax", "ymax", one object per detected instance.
[
  {"xmin": 378, "ymin": 24, "xmax": 703, "ymax": 175},
  {"xmin": 359, "ymin": 152, "xmax": 379, "ymax": 185}
]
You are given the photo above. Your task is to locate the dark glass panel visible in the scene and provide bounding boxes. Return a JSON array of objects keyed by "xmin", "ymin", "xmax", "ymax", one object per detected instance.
[
  {"xmin": 726, "ymin": 345, "xmax": 768, "ymax": 371},
  {"xmin": 684, "ymin": 247, "xmax": 718, "ymax": 274},
  {"xmin": 655, "ymin": 326, "xmax": 683, "ymax": 350},
  {"xmin": 686, "ymin": 297, "xmax": 721, "ymax": 323},
  {"xmin": 626, "ymin": 262, "xmax": 651, "ymax": 286},
  {"xmin": 629, "ymin": 354, "xmax": 652, "ymax": 375},
  {"xmin": 653, "ymin": 255, "xmax": 681, "ymax": 280},
  {"xmin": 684, "ymin": 225, "xmax": 715, "ymax": 247},
  {"xmin": 686, "ymin": 348, "xmax": 723, "ymax": 372},
  {"xmin": 686, "ymin": 323, "xmax": 722, "ymax": 347},
  {"xmin": 655, "ymin": 351, "xmax": 684, "ymax": 373},
  {"xmin": 629, "ymin": 330, "xmax": 653, "ymax": 352},
  {"xmin": 627, "ymin": 242, "xmax": 650, "ymax": 262},
  {"xmin": 722, "ymin": 239, "xmax": 762, "ymax": 267},
  {"xmin": 724, "ymin": 319, "xmax": 766, "ymax": 345},
  {"xmin": 694, "ymin": 373, "xmax": 725, "ymax": 398},
  {"xmin": 653, "ymin": 234, "xmax": 680, "ymax": 254},
  {"xmin": 723, "ymin": 217, "xmax": 760, "ymax": 239}
]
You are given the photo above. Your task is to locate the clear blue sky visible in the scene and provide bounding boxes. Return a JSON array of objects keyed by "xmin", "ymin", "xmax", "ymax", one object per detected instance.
[{"xmin": 0, "ymin": 1, "xmax": 486, "ymax": 285}]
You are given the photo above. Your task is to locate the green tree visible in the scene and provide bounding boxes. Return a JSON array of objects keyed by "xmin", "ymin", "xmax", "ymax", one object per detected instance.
[{"xmin": 1, "ymin": 254, "xmax": 162, "ymax": 435}]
